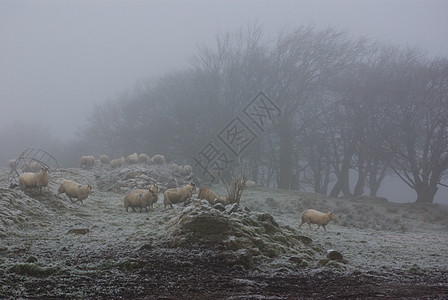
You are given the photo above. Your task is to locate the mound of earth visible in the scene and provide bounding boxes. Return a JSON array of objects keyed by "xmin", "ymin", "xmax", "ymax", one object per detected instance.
[{"xmin": 160, "ymin": 199, "xmax": 322, "ymax": 269}]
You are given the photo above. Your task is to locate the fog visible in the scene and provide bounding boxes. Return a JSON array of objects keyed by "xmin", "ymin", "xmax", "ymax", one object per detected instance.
[
  {"xmin": 2, "ymin": 0, "xmax": 447, "ymax": 140},
  {"xmin": 1, "ymin": 0, "xmax": 448, "ymax": 204}
]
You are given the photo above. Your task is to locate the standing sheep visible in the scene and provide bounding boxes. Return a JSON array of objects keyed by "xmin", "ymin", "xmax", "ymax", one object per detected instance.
[
  {"xmin": 8, "ymin": 159, "xmax": 16, "ymax": 170},
  {"xmin": 126, "ymin": 153, "xmax": 139, "ymax": 164},
  {"xmin": 110, "ymin": 157, "xmax": 125, "ymax": 168},
  {"xmin": 80, "ymin": 155, "xmax": 95, "ymax": 169},
  {"xmin": 151, "ymin": 154, "xmax": 165, "ymax": 165},
  {"xmin": 138, "ymin": 153, "xmax": 151, "ymax": 164},
  {"xmin": 58, "ymin": 179, "xmax": 93, "ymax": 204},
  {"xmin": 100, "ymin": 154, "xmax": 110, "ymax": 165},
  {"xmin": 18, "ymin": 166, "xmax": 49, "ymax": 193},
  {"xmin": 124, "ymin": 184, "xmax": 159, "ymax": 212},
  {"xmin": 163, "ymin": 182, "xmax": 196, "ymax": 209},
  {"xmin": 298, "ymin": 209, "xmax": 336, "ymax": 233}
]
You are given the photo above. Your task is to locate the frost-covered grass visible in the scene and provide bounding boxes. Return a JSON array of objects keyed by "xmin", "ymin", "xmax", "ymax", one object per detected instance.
[{"xmin": 1, "ymin": 165, "xmax": 447, "ymax": 286}]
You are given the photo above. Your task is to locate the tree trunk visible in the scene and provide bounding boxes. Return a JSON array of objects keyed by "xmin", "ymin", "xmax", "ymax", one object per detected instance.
[
  {"xmin": 278, "ymin": 120, "xmax": 293, "ymax": 189},
  {"xmin": 415, "ymin": 180, "xmax": 438, "ymax": 204}
]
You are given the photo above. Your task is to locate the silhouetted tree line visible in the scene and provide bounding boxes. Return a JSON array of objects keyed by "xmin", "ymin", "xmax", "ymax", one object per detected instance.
[{"xmin": 48, "ymin": 25, "xmax": 448, "ymax": 203}]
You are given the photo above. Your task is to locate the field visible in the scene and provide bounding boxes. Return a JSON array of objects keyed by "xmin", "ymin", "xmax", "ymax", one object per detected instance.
[{"xmin": 1, "ymin": 165, "xmax": 447, "ymax": 299}]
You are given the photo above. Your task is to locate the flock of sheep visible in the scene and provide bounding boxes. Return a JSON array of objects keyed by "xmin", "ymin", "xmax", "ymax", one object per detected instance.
[{"xmin": 13, "ymin": 152, "xmax": 337, "ymax": 232}]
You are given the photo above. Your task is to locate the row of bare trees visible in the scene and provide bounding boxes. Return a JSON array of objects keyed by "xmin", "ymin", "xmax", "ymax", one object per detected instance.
[{"xmin": 81, "ymin": 25, "xmax": 448, "ymax": 203}]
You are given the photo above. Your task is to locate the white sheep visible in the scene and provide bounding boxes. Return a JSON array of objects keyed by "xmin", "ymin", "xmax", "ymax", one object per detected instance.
[
  {"xmin": 152, "ymin": 154, "xmax": 165, "ymax": 165},
  {"xmin": 80, "ymin": 155, "xmax": 95, "ymax": 169},
  {"xmin": 18, "ymin": 166, "xmax": 49, "ymax": 193},
  {"xmin": 58, "ymin": 179, "xmax": 93, "ymax": 204},
  {"xmin": 163, "ymin": 182, "xmax": 196, "ymax": 209},
  {"xmin": 246, "ymin": 180, "xmax": 257, "ymax": 188},
  {"xmin": 298, "ymin": 209, "xmax": 336, "ymax": 233},
  {"xmin": 126, "ymin": 153, "xmax": 139, "ymax": 164},
  {"xmin": 99, "ymin": 154, "xmax": 110, "ymax": 165},
  {"xmin": 21, "ymin": 161, "xmax": 41, "ymax": 172},
  {"xmin": 138, "ymin": 153, "xmax": 151, "ymax": 164},
  {"xmin": 110, "ymin": 156, "xmax": 125, "ymax": 168},
  {"xmin": 124, "ymin": 184, "xmax": 159, "ymax": 212},
  {"xmin": 8, "ymin": 159, "xmax": 17, "ymax": 170},
  {"xmin": 171, "ymin": 163, "xmax": 180, "ymax": 172}
]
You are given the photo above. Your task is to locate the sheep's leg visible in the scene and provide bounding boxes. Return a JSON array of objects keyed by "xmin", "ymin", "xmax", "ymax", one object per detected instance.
[
  {"xmin": 315, "ymin": 224, "xmax": 321, "ymax": 231},
  {"xmin": 298, "ymin": 221, "xmax": 304, "ymax": 229},
  {"xmin": 132, "ymin": 207, "xmax": 136, "ymax": 213},
  {"xmin": 307, "ymin": 223, "xmax": 314, "ymax": 230},
  {"xmin": 322, "ymin": 225, "xmax": 327, "ymax": 233}
]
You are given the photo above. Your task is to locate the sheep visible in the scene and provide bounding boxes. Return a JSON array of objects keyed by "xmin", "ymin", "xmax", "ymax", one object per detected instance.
[
  {"xmin": 138, "ymin": 153, "xmax": 151, "ymax": 164},
  {"xmin": 21, "ymin": 161, "xmax": 41, "ymax": 172},
  {"xmin": 126, "ymin": 153, "xmax": 139, "ymax": 164},
  {"xmin": 80, "ymin": 155, "xmax": 95, "ymax": 169},
  {"xmin": 18, "ymin": 166, "xmax": 49, "ymax": 193},
  {"xmin": 99, "ymin": 154, "xmax": 110, "ymax": 164},
  {"xmin": 163, "ymin": 182, "xmax": 196, "ymax": 209},
  {"xmin": 110, "ymin": 156, "xmax": 125, "ymax": 168},
  {"xmin": 124, "ymin": 184, "xmax": 159, "ymax": 212},
  {"xmin": 182, "ymin": 164, "xmax": 192, "ymax": 175},
  {"xmin": 197, "ymin": 187, "xmax": 221, "ymax": 205},
  {"xmin": 58, "ymin": 179, "xmax": 93, "ymax": 204},
  {"xmin": 8, "ymin": 159, "xmax": 17, "ymax": 170},
  {"xmin": 298, "ymin": 209, "xmax": 336, "ymax": 233},
  {"xmin": 171, "ymin": 163, "xmax": 180, "ymax": 172},
  {"xmin": 246, "ymin": 180, "xmax": 257, "ymax": 188},
  {"xmin": 152, "ymin": 154, "xmax": 165, "ymax": 165}
]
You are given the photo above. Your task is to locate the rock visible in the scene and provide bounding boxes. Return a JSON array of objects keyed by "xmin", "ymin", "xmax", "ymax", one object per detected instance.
[
  {"xmin": 327, "ymin": 249, "xmax": 343, "ymax": 261},
  {"xmin": 226, "ymin": 203, "xmax": 240, "ymax": 214},
  {"xmin": 213, "ymin": 203, "xmax": 226, "ymax": 211}
]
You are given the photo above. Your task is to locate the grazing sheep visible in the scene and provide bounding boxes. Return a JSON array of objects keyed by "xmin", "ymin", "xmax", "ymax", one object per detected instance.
[
  {"xmin": 80, "ymin": 155, "xmax": 95, "ymax": 169},
  {"xmin": 110, "ymin": 156, "xmax": 125, "ymax": 168},
  {"xmin": 18, "ymin": 167, "xmax": 49, "ymax": 193},
  {"xmin": 163, "ymin": 182, "xmax": 196, "ymax": 209},
  {"xmin": 58, "ymin": 179, "xmax": 93, "ymax": 204},
  {"xmin": 124, "ymin": 184, "xmax": 159, "ymax": 212},
  {"xmin": 152, "ymin": 154, "xmax": 165, "ymax": 165},
  {"xmin": 138, "ymin": 153, "xmax": 151, "ymax": 164},
  {"xmin": 126, "ymin": 153, "xmax": 139, "ymax": 164},
  {"xmin": 197, "ymin": 187, "xmax": 220, "ymax": 205},
  {"xmin": 99, "ymin": 154, "xmax": 110, "ymax": 164},
  {"xmin": 298, "ymin": 209, "xmax": 336, "ymax": 233}
]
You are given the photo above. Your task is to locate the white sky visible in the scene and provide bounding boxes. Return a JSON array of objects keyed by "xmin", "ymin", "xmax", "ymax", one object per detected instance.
[{"xmin": 1, "ymin": 0, "xmax": 447, "ymax": 141}]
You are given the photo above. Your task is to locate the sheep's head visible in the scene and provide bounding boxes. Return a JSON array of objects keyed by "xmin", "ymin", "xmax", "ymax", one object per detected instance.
[
  {"xmin": 40, "ymin": 166, "xmax": 50, "ymax": 174},
  {"xmin": 149, "ymin": 184, "xmax": 159, "ymax": 194},
  {"xmin": 328, "ymin": 212, "xmax": 336, "ymax": 221},
  {"xmin": 188, "ymin": 182, "xmax": 196, "ymax": 193}
]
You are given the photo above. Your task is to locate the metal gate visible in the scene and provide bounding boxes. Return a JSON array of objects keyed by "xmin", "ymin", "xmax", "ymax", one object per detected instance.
[{"xmin": 8, "ymin": 147, "xmax": 59, "ymax": 183}]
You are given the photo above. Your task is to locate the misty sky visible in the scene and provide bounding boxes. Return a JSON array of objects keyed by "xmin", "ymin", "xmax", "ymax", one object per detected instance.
[{"xmin": 1, "ymin": 0, "xmax": 447, "ymax": 141}]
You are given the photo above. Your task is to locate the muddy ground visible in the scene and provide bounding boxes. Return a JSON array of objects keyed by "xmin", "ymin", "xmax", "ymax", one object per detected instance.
[{"xmin": 1, "ymin": 165, "xmax": 447, "ymax": 299}]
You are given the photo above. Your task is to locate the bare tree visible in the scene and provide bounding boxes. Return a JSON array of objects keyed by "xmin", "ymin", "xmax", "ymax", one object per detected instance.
[{"xmin": 384, "ymin": 54, "xmax": 448, "ymax": 203}]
